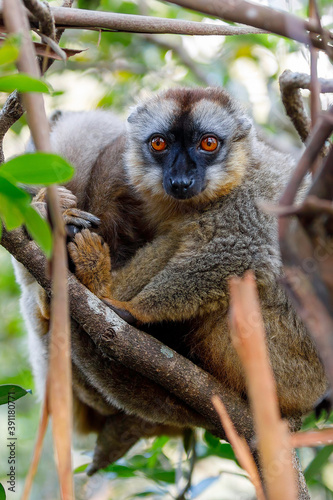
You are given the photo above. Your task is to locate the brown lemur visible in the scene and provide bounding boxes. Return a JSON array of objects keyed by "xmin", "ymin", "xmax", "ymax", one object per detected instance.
[{"xmin": 13, "ymin": 87, "xmax": 327, "ymax": 478}]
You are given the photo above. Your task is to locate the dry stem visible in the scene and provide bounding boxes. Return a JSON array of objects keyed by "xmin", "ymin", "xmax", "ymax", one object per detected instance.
[
  {"xmin": 2, "ymin": 1, "xmax": 73, "ymax": 499},
  {"xmin": 212, "ymin": 396, "xmax": 266, "ymax": 500},
  {"xmin": 229, "ymin": 272, "xmax": 298, "ymax": 500}
]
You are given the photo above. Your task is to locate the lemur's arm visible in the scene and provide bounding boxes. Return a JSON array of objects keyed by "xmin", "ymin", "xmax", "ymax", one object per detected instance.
[{"xmin": 68, "ymin": 227, "xmax": 228, "ymax": 324}]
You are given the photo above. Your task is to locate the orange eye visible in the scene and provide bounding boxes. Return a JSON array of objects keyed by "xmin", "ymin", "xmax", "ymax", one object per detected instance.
[
  {"xmin": 200, "ymin": 136, "xmax": 218, "ymax": 152},
  {"xmin": 151, "ymin": 136, "xmax": 167, "ymax": 152}
]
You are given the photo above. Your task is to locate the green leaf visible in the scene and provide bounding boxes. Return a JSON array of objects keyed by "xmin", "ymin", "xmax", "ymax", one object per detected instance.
[
  {"xmin": 0, "ymin": 34, "xmax": 21, "ymax": 66},
  {"xmin": 0, "ymin": 176, "xmax": 30, "ymax": 230},
  {"xmin": 23, "ymin": 206, "xmax": 53, "ymax": 258},
  {"xmin": 0, "ymin": 74, "xmax": 50, "ymax": 93},
  {"xmin": 0, "ymin": 45, "xmax": 19, "ymax": 66},
  {"xmin": 201, "ymin": 432, "xmax": 237, "ymax": 461},
  {"xmin": 102, "ymin": 464, "xmax": 138, "ymax": 478},
  {"xmin": 130, "ymin": 491, "xmax": 160, "ymax": 498},
  {"xmin": 0, "ymin": 384, "xmax": 32, "ymax": 405},
  {"xmin": 1, "ymin": 152, "xmax": 75, "ymax": 185},
  {"xmin": 0, "ymin": 483, "xmax": 6, "ymax": 500},
  {"xmin": 74, "ymin": 463, "xmax": 88, "ymax": 474},
  {"xmin": 0, "ymin": 175, "xmax": 52, "ymax": 256},
  {"xmin": 141, "ymin": 468, "xmax": 176, "ymax": 483},
  {"xmin": 149, "ymin": 435, "xmax": 169, "ymax": 451},
  {"xmin": 304, "ymin": 445, "xmax": 333, "ymax": 481}
]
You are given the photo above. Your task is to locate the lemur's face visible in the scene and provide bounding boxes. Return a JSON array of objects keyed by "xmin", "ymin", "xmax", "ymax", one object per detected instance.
[{"xmin": 125, "ymin": 88, "xmax": 252, "ymax": 204}]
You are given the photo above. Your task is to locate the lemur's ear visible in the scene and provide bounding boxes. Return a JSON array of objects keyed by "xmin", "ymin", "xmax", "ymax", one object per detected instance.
[
  {"xmin": 127, "ymin": 102, "xmax": 147, "ymax": 124},
  {"xmin": 127, "ymin": 109, "xmax": 137, "ymax": 124},
  {"xmin": 233, "ymin": 115, "xmax": 252, "ymax": 142}
]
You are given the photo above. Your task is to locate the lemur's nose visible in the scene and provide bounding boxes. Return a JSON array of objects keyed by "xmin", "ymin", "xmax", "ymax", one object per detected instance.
[{"xmin": 169, "ymin": 177, "xmax": 195, "ymax": 199}]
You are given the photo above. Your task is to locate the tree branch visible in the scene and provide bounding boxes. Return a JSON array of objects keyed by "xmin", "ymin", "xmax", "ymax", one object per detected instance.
[
  {"xmin": 165, "ymin": 0, "xmax": 333, "ymax": 56},
  {"xmin": 279, "ymin": 70, "xmax": 333, "ymax": 146},
  {"xmin": 1, "ymin": 225, "xmax": 256, "ymax": 443},
  {"xmin": 279, "ymin": 106, "xmax": 333, "ymax": 209},
  {"xmin": 0, "ymin": 91, "xmax": 24, "ymax": 164},
  {"xmin": 23, "ymin": 0, "xmax": 56, "ymax": 40},
  {"xmin": 230, "ymin": 273, "xmax": 298, "ymax": 500},
  {"xmin": 0, "ymin": 5, "xmax": 268, "ymax": 37}
]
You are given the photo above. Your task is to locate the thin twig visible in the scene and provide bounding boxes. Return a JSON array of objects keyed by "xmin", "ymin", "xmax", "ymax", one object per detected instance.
[
  {"xmin": 36, "ymin": 31, "xmax": 67, "ymax": 61},
  {"xmin": 308, "ymin": 0, "xmax": 322, "ymax": 176},
  {"xmin": 212, "ymin": 396, "xmax": 266, "ymax": 500},
  {"xmin": 282, "ymin": 267, "xmax": 333, "ymax": 392},
  {"xmin": 2, "ymin": 2, "xmax": 73, "ymax": 500},
  {"xmin": 21, "ymin": 396, "xmax": 49, "ymax": 500},
  {"xmin": 291, "ymin": 428, "xmax": 333, "ymax": 448},
  {"xmin": 229, "ymin": 272, "xmax": 298, "ymax": 500},
  {"xmin": 310, "ymin": 142, "xmax": 333, "ymax": 201}
]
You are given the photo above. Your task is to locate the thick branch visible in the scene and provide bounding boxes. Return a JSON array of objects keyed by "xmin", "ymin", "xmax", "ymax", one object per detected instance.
[
  {"xmin": 23, "ymin": 0, "xmax": 56, "ymax": 39},
  {"xmin": 279, "ymin": 70, "xmax": 333, "ymax": 145},
  {"xmin": 1, "ymin": 225, "xmax": 255, "ymax": 442},
  {"xmin": 0, "ymin": 91, "xmax": 24, "ymax": 164},
  {"xmin": 279, "ymin": 107, "xmax": 333, "ymax": 210},
  {"xmin": 0, "ymin": 6, "xmax": 267, "ymax": 36},
  {"xmin": 165, "ymin": 0, "xmax": 333, "ymax": 54}
]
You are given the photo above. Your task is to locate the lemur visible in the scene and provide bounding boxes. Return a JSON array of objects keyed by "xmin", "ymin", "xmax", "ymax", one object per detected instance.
[{"xmin": 13, "ymin": 88, "xmax": 327, "ymax": 491}]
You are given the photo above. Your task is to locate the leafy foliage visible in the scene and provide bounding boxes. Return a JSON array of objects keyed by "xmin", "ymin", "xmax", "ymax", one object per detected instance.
[
  {"xmin": 0, "ymin": 384, "xmax": 31, "ymax": 405},
  {"xmin": 0, "ymin": 153, "xmax": 74, "ymax": 257},
  {"xmin": 0, "ymin": 74, "xmax": 50, "ymax": 94}
]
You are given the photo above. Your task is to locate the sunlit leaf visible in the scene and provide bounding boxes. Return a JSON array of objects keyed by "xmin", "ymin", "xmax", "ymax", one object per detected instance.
[
  {"xmin": 0, "ymin": 176, "xmax": 30, "ymax": 230},
  {"xmin": 73, "ymin": 463, "xmax": 88, "ymax": 474},
  {"xmin": 0, "ymin": 384, "xmax": 32, "ymax": 405},
  {"xmin": 0, "ymin": 74, "xmax": 50, "ymax": 93},
  {"xmin": 0, "ymin": 45, "xmax": 19, "ymax": 66},
  {"xmin": 23, "ymin": 206, "xmax": 53, "ymax": 259},
  {"xmin": 1, "ymin": 152, "xmax": 74, "ymax": 185},
  {"xmin": 0, "ymin": 34, "xmax": 21, "ymax": 66}
]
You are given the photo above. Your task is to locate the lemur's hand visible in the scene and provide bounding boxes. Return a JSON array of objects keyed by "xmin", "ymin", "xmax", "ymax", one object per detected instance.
[
  {"xmin": 32, "ymin": 186, "xmax": 100, "ymax": 239},
  {"xmin": 68, "ymin": 229, "xmax": 112, "ymax": 298}
]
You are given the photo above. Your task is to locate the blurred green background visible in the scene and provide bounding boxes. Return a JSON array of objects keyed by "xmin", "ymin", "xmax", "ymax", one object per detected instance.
[{"xmin": 0, "ymin": 0, "xmax": 332, "ymax": 498}]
